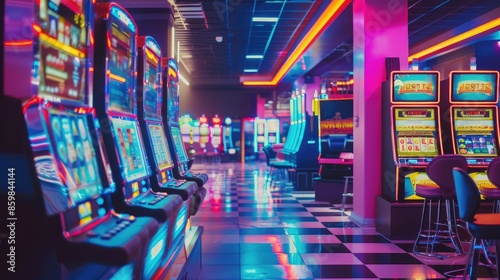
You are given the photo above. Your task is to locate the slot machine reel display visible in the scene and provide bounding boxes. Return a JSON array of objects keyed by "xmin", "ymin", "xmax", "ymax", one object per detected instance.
[{"xmin": 3, "ymin": 0, "xmax": 159, "ymax": 278}]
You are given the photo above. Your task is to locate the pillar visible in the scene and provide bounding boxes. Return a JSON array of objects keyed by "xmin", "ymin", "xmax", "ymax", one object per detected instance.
[{"xmin": 351, "ymin": 0, "xmax": 408, "ymax": 226}]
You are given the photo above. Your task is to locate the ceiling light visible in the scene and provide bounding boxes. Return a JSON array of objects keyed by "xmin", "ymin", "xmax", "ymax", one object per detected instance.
[
  {"xmin": 242, "ymin": 0, "xmax": 350, "ymax": 86},
  {"xmin": 252, "ymin": 17, "xmax": 279, "ymax": 22},
  {"xmin": 179, "ymin": 74, "xmax": 190, "ymax": 86},
  {"xmin": 244, "ymin": 69, "xmax": 258, "ymax": 73},
  {"xmin": 409, "ymin": 17, "xmax": 500, "ymax": 62},
  {"xmin": 246, "ymin": 55, "xmax": 264, "ymax": 59},
  {"xmin": 215, "ymin": 36, "xmax": 223, "ymax": 42}
]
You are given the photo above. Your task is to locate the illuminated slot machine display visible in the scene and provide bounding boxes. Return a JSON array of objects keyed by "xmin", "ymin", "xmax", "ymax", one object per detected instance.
[
  {"xmin": 2, "ymin": 0, "xmax": 159, "ymax": 278},
  {"xmin": 281, "ymin": 94, "xmax": 298, "ymax": 155},
  {"xmin": 223, "ymin": 117, "xmax": 237, "ymax": 155},
  {"xmin": 266, "ymin": 118, "xmax": 281, "ymax": 145},
  {"xmin": 179, "ymin": 114, "xmax": 193, "ymax": 144},
  {"xmin": 316, "ymin": 98, "xmax": 354, "ymax": 179},
  {"xmin": 211, "ymin": 114, "xmax": 222, "ymax": 151},
  {"xmin": 198, "ymin": 114, "xmax": 210, "ymax": 149},
  {"xmin": 448, "ymin": 71, "xmax": 500, "ymax": 189},
  {"xmin": 135, "ymin": 36, "xmax": 202, "ymax": 277},
  {"xmin": 254, "ymin": 117, "xmax": 267, "ymax": 152},
  {"xmin": 384, "ymin": 71, "xmax": 443, "ymax": 201},
  {"xmin": 162, "ymin": 58, "xmax": 209, "ymax": 188},
  {"xmin": 93, "ymin": 4, "xmax": 188, "ymax": 279}
]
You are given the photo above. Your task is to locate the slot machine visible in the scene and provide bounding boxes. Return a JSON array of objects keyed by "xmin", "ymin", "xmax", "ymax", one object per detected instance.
[
  {"xmin": 180, "ymin": 114, "xmax": 193, "ymax": 144},
  {"xmin": 93, "ymin": 3, "xmax": 186, "ymax": 279},
  {"xmin": 384, "ymin": 71, "xmax": 443, "ymax": 201},
  {"xmin": 266, "ymin": 118, "xmax": 281, "ymax": 145},
  {"xmin": 135, "ymin": 36, "xmax": 202, "ymax": 274},
  {"xmin": 199, "ymin": 114, "xmax": 210, "ymax": 149},
  {"xmin": 448, "ymin": 71, "xmax": 500, "ymax": 189},
  {"xmin": 317, "ymin": 98, "xmax": 354, "ymax": 179},
  {"xmin": 1, "ymin": 0, "xmax": 159, "ymax": 278},
  {"xmin": 211, "ymin": 114, "xmax": 222, "ymax": 151},
  {"xmin": 162, "ymin": 58, "xmax": 210, "ymax": 188},
  {"xmin": 223, "ymin": 117, "xmax": 236, "ymax": 155},
  {"xmin": 254, "ymin": 117, "xmax": 267, "ymax": 152},
  {"xmin": 281, "ymin": 94, "xmax": 298, "ymax": 155}
]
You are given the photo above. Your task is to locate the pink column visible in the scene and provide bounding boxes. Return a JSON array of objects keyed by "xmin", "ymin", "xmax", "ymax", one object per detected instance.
[{"xmin": 351, "ymin": 0, "xmax": 408, "ymax": 226}]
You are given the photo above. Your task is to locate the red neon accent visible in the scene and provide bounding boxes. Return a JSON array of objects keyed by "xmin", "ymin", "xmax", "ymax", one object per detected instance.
[{"xmin": 4, "ymin": 40, "xmax": 33, "ymax": 46}]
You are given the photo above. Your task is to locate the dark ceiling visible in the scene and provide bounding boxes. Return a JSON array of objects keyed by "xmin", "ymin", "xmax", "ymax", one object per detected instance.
[{"xmin": 119, "ymin": 0, "xmax": 500, "ymax": 90}]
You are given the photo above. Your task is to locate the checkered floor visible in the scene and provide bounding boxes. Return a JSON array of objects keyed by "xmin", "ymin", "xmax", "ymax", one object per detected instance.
[{"xmin": 190, "ymin": 161, "xmax": 498, "ymax": 279}]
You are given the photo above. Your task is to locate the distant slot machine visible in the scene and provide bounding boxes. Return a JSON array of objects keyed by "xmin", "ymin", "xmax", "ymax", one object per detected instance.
[
  {"xmin": 254, "ymin": 117, "xmax": 267, "ymax": 152},
  {"xmin": 266, "ymin": 118, "xmax": 280, "ymax": 145},
  {"xmin": 449, "ymin": 71, "xmax": 500, "ymax": 190},
  {"xmin": 211, "ymin": 114, "xmax": 222, "ymax": 150},
  {"xmin": 223, "ymin": 117, "xmax": 236, "ymax": 155},
  {"xmin": 199, "ymin": 114, "xmax": 210, "ymax": 149},
  {"xmin": 2, "ymin": 0, "xmax": 159, "ymax": 278},
  {"xmin": 386, "ymin": 71, "xmax": 443, "ymax": 201}
]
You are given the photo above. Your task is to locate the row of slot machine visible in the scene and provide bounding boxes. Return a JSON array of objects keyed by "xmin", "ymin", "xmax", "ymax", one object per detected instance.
[
  {"xmin": 382, "ymin": 69, "xmax": 500, "ymax": 202},
  {"xmin": 2, "ymin": 1, "xmax": 209, "ymax": 279},
  {"xmin": 253, "ymin": 118, "xmax": 280, "ymax": 153},
  {"xmin": 179, "ymin": 114, "xmax": 239, "ymax": 156}
]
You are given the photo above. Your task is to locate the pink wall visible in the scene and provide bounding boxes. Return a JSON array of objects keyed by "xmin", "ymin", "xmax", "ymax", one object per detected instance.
[{"xmin": 352, "ymin": 0, "xmax": 408, "ymax": 226}]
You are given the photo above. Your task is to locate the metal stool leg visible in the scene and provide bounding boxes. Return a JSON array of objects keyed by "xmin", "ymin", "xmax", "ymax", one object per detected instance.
[{"xmin": 341, "ymin": 176, "xmax": 353, "ymax": 212}]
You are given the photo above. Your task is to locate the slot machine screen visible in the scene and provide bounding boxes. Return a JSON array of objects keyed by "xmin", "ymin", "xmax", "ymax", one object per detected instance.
[
  {"xmin": 391, "ymin": 72, "xmax": 439, "ymax": 103},
  {"xmin": 110, "ymin": 117, "xmax": 149, "ymax": 181},
  {"xmin": 37, "ymin": 0, "xmax": 88, "ymax": 103},
  {"xmin": 171, "ymin": 126, "xmax": 189, "ymax": 163},
  {"xmin": 453, "ymin": 108, "xmax": 497, "ymax": 157},
  {"xmin": 143, "ymin": 48, "xmax": 161, "ymax": 119},
  {"xmin": 319, "ymin": 99, "xmax": 354, "ymax": 155},
  {"xmin": 393, "ymin": 108, "xmax": 439, "ymax": 163},
  {"xmin": 48, "ymin": 110, "xmax": 103, "ymax": 205},
  {"xmin": 450, "ymin": 72, "xmax": 498, "ymax": 103},
  {"xmin": 107, "ymin": 20, "xmax": 135, "ymax": 113},
  {"xmin": 148, "ymin": 124, "xmax": 174, "ymax": 170},
  {"xmin": 166, "ymin": 59, "xmax": 179, "ymax": 123}
]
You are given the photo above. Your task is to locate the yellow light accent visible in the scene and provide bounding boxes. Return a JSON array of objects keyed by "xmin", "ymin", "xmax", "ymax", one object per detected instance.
[
  {"xmin": 109, "ymin": 72, "xmax": 126, "ymax": 83},
  {"xmin": 243, "ymin": 0, "xmax": 350, "ymax": 86},
  {"xmin": 168, "ymin": 67, "xmax": 177, "ymax": 78},
  {"xmin": 409, "ymin": 17, "xmax": 500, "ymax": 62},
  {"xmin": 145, "ymin": 48, "xmax": 159, "ymax": 65},
  {"xmin": 40, "ymin": 33, "xmax": 85, "ymax": 58},
  {"xmin": 337, "ymin": 79, "xmax": 354, "ymax": 86}
]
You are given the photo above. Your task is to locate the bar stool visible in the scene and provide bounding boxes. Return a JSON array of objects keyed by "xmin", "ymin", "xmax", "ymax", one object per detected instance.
[
  {"xmin": 413, "ymin": 154, "xmax": 467, "ymax": 258},
  {"xmin": 484, "ymin": 157, "xmax": 500, "ymax": 213},
  {"xmin": 452, "ymin": 168, "xmax": 500, "ymax": 279},
  {"xmin": 341, "ymin": 176, "xmax": 353, "ymax": 212}
]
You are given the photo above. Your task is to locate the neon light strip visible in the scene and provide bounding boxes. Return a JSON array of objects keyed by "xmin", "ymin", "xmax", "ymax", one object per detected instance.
[
  {"xmin": 409, "ymin": 17, "xmax": 500, "ymax": 62},
  {"xmin": 109, "ymin": 72, "xmax": 126, "ymax": 83},
  {"xmin": 4, "ymin": 40, "xmax": 33, "ymax": 46},
  {"xmin": 243, "ymin": 0, "xmax": 350, "ymax": 86},
  {"xmin": 40, "ymin": 33, "xmax": 85, "ymax": 58}
]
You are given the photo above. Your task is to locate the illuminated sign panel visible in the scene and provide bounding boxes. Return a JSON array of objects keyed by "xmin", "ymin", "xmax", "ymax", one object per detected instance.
[{"xmin": 391, "ymin": 71, "xmax": 439, "ymax": 103}]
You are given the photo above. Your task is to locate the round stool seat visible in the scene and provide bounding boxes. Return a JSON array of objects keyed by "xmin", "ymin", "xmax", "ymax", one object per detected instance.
[
  {"xmin": 416, "ymin": 184, "xmax": 455, "ymax": 199},
  {"xmin": 479, "ymin": 187, "xmax": 500, "ymax": 199}
]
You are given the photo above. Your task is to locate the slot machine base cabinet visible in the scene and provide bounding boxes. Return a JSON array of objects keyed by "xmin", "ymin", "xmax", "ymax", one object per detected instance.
[
  {"xmin": 153, "ymin": 226, "xmax": 204, "ymax": 279},
  {"xmin": 375, "ymin": 196, "xmax": 423, "ymax": 240}
]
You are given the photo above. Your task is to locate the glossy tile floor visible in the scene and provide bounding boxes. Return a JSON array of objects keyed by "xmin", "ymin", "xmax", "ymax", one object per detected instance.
[{"xmin": 190, "ymin": 161, "xmax": 498, "ymax": 279}]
